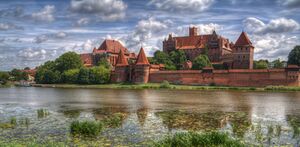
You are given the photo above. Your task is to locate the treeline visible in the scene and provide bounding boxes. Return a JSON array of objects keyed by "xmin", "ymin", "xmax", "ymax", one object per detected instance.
[
  {"xmin": 149, "ymin": 49, "xmax": 211, "ymax": 70},
  {"xmin": 35, "ymin": 52, "xmax": 111, "ymax": 84},
  {"xmin": 0, "ymin": 69, "xmax": 29, "ymax": 85}
]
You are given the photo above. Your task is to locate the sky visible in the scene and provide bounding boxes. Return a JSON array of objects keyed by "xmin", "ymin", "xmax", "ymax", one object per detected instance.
[{"xmin": 0, "ymin": 0, "xmax": 300, "ymax": 71}]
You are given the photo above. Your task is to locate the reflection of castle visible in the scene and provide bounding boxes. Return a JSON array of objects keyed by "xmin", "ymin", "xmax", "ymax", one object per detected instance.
[
  {"xmin": 80, "ymin": 27, "xmax": 300, "ymax": 87},
  {"xmin": 163, "ymin": 27, "xmax": 254, "ymax": 69}
]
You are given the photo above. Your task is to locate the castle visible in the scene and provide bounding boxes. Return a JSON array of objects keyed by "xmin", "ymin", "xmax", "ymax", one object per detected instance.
[
  {"xmin": 163, "ymin": 27, "xmax": 254, "ymax": 69},
  {"xmin": 80, "ymin": 27, "xmax": 300, "ymax": 87}
]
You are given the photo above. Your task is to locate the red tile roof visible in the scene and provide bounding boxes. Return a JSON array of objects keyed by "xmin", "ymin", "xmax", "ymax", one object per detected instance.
[
  {"xmin": 235, "ymin": 32, "xmax": 252, "ymax": 46},
  {"xmin": 116, "ymin": 49, "xmax": 128, "ymax": 66},
  {"xmin": 95, "ymin": 39, "xmax": 129, "ymax": 54},
  {"xmin": 174, "ymin": 35, "xmax": 211, "ymax": 50},
  {"xmin": 135, "ymin": 47, "xmax": 150, "ymax": 65}
]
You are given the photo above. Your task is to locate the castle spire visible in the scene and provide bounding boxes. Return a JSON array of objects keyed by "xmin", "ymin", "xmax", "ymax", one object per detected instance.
[
  {"xmin": 116, "ymin": 49, "xmax": 128, "ymax": 66},
  {"xmin": 135, "ymin": 47, "xmax": 149, "ymax": 65},
  {"xmin": 235, "ymin": 31, "xmax": 252, "ymax": 46}
]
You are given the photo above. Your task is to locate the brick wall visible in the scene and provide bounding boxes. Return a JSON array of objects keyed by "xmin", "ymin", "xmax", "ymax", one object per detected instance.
[{"xmin": 149, "ymin": 69, "xmax": 300, "ymax": 87}]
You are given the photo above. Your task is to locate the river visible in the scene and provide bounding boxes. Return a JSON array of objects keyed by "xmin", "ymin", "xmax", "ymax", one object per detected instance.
[{"xmin": 0, "ymin": 87, "xmax": 300, "ymax": 146}]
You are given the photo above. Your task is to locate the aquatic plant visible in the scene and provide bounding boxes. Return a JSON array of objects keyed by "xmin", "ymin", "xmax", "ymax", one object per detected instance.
[
  {"xmin": 37, "ymin": 109, "xmax": 50, "ymax": 118},
  {"xmin": 159, "ymin": 80, "xmax": 171, "ymax": 89},
  {"xmin": 153, "ymin": 131, "xmax": 244, "ymax": 147},
  {"xmin": 70, "ymin": 120, "xmax": 103, "ymax": 136},
  {"xmin": 103, "ymin": 113, "xmax": 124, "ymax": 128},
  {"xmin": 10, "ymin": 117, "xmax": 17, "ymax": 126}
]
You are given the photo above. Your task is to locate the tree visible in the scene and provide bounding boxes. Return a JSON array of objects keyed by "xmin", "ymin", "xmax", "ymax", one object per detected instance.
[
  {"xmin": 89, "ymin": 66, "xmax": 110, "ymax": 84},
  {"xmin": 170, "ymin": 50, "xmax": 187, "ymax": 70},
  {"xmin": 77, "ymin": 67, "xmax": 90, "ymax": 84},
  {"xmin": 192, "ymin": 55, "xmax": 211, "ymax": 70},
  {"xmin": 55, "ymin": 52, "xmax": 83, "ymax": 72},
  {"xmin": 254, "ymin": 60, "xmax": 268, "ymax": 69},
  {"xmin": 10, "ymin": 69, "xmax": 28, "ymax": 81},
  {"xmin": 35, "ymin": 61, "xmax": 59, "ymax": 84},
  {"xmin": 43, "ymin": 70, "xmax": 61, "ymax": 84},
  {"xmin": 0, "ymin": 72, "xmax": 9, "ymax": 85},
  {"xmin": 272, "ymin": 59, "xmax": 285, "ymax": 69},
  {"xmin": 288, "ymin": 46, "xmax": 300, "ymax": 66},
  {"xmin": 62, "ymin": 69, "xmax": 80, "ymax": 84}
]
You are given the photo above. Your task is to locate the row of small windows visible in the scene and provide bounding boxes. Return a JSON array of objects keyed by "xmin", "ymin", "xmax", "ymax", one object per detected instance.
[{"xmin": 236, "ymin": 47, "xmax": 250, "ymax": 51}]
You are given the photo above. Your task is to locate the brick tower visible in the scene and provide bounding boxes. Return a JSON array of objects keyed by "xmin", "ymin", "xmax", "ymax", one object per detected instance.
[
  {"xmin": 133, "ymin": 47, "xmax": 150, "ymax": 84},
  {"xmin": 232, "ymin": 32, "xmax": 254, "ymax": 69},
  {"xmin": 112, "ymin": 49, "xmax": 129, "ymax": 83}
]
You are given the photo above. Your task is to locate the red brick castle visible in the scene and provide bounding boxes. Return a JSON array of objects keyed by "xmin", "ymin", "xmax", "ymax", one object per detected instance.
[
  {"xmin": 80, "ymin": 27, "xmax": 300, "ymax": 87},
  {"xmin": 163, "ymin": 27, "xmax": 254, "ymax": 69}
]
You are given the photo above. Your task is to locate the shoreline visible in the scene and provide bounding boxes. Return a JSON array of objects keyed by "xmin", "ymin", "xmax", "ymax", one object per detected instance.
[{"xmin": 29, "ymin": 83, "xmax": 300, "ymax": 92}]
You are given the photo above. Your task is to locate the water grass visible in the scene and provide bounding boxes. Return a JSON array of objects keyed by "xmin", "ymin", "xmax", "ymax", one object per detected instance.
[
  {"xmin": 102, "ymin": 113, "xmax": 124, "ymax": 128},
  {"xmin": 70, "ymin": 120, "xmax": 103, "ymax": 137},
  {"xmin": 153, "ymin": 131, "xmax": 244, "ymax": 147},
  {"xmin": 37, "ymin": 109, "xmax": 50, "ymax": 118}
]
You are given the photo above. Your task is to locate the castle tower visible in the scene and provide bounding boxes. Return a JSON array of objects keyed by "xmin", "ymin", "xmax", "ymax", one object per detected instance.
[
  {"xmin": 112, "ymin": 49, "xmax": 129, "ymax": 83},
  {"xmin": 189, "ymin": 27, "xmax": 198, "ymax": 36},
  {"xmin": 232, "ymin": 32, "xmax": 254, "ymax": 69},
  {"xmin": 133, "ymin": 47, "xmax": 150, "ymax": 84}
]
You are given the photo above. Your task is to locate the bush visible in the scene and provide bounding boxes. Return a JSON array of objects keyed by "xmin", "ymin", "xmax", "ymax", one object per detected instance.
[
  {"xmin": 0, "ymin": 71, "xmax": 9, "ymax": 85},
  {"xmin": 160, "ymin": 80, "xmax": 171, "ymax": 88},
  {"xmin": 62, "ymin": 69, "xmax": 79, "ymax": 84},
  {"xmin": 192, "ymin": 55, "xmax": 211, "ymax": 70},
  {"xmin": 70, "ymin": 120, "xmax": 103, "ymax": 136},
  {"xmin": 153, "ymin": 131, "xmax": 244, "ymax": 147},
  {"xmin": 89, "ymin": 66, "xmax": 110, "ymax": 84},
  {"xmin": 77, "ymin": 67, "xmax": 90, "ymax": 84}
]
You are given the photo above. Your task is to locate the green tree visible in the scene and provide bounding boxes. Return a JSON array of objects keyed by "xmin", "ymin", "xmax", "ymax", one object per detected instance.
[
  {"xmin": 288, "ymin": 46, "xmax": 300, "ymax": 66},
  {"xmin": 10, "ymin": 69, "xmax": 28, "ymax": 81},
  {"xmin": 192, "ymin": 55, "xmax": 211, "ymax": 70},
  {"xmin": 55, "ymin": 52, "xmax": 83, "ymax": 72},
  {"xmin": 272, "ymin": 59, "xmax": 285, "ymax": 69},
  {"xmin": 89, "ymin": 66, "xmax": 110, "ymax": 84},
  {"xmin": 170, "ymin": 50, "xmax": 187, "ymax": 70},
  {"xmin": 35, "ymin": 61, "xmax": 59, "ymax": 84},
  {"xmin": 43, "ymin": 70, "xmax": 61, "ymax": 84},
  {"xmin": 254, "ymin": 60, "xmax": 268, "ymax": 69},
  {"xmin": 0, "ymin": 72, "xmax": 10, "ymax": 85},
  {"xmin": 77, "ymin": 67, "xmax": 90, "ymax": 84},
  {"xmin": 62, "ymin": 69, "xmax": 80, "ymax": 84},
  {"xmin": 152, "ymin": 50, "xmax": 177, "ymax": 70}
]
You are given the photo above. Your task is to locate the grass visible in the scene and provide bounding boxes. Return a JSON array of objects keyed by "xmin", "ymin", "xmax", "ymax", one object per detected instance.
[
  {"xmin": 32, "ymin": 82, "xmax": 300, "ymax": 92},
  {"xmin": 70, "ymin": 120, "xmax": 103, "ymax": 137},
  {"xmin": 102, "ymin": 113, "xmax": 124, "ymax": 128},
  {"xmin": 153, "ymin": 131, "xmax": 244, "ymax": 147},
  {"xmin": 37, "ymin": 109, "xmax": 50, "ymax": 118}
]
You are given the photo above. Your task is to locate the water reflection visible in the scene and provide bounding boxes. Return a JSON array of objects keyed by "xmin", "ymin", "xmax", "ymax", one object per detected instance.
[{"xmin": 0, "ymin": 87, "xmax": 300, "ymax": 145}]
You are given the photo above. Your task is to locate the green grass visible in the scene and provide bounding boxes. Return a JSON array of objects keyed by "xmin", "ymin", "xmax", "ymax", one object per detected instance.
[
  {"xmin": 153, "ymin": 131, "xmax": 244, "ymax": 147},
  {"xmin": 70, "ymin": 120, "xmax": 103, "ymax": 137},
  {"xmin": 102, "ymin": 113, "xmax": 124, "ymax": 128},
  {"xmin": 32, "ymin": 83, "xmax": 300, "ymax": 92},
  {"xmin": 37, "ymin": 109, "xmax": 50, "ymax": 118}
]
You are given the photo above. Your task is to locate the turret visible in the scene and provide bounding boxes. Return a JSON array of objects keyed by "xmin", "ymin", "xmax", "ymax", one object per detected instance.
[
  {"xmin": 111, "ymin": 49, "xmax": 129, "ymax": 83},
  {"xmin": 232, "ymin": 31, "xmax": 254, "ymax": 69},
  {"xmin": 189, "ymin": 26, "xmax": 198, "ymax": 36},
  {"xmin": 133, "ymin": 47, "xmax": 150, "ymax": 84}
]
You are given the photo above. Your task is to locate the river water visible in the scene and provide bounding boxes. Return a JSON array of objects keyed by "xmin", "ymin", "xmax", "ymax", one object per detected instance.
[{"xmin": 0, "ymin": 87, "xmax": 300, "ymax": 146}]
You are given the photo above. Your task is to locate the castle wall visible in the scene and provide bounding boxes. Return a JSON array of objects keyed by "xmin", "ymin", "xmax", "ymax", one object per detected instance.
[{"xmin": 149, "ymin": 69, "xmax": 300, "ymax": 87}]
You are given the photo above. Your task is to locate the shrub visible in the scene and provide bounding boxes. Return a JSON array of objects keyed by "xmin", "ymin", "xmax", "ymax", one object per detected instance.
[
  {"xmin": 153, "ymin": 131, "xmax": 244, "ymax": 147},
  {"xmin": 103, "ymin": 113, "xmax": 124, "ymax": 128},
  {"xmin": 89, "ymin": 66, "xmax": 110, "ymax": 84},
  {"xmin": 0, "ymin": 72, "xmax": 9, "ymax": 85},
  {"xmin": 62, "ymin": 69, "xmax": 79, "ymax": 84},
  {"xmin": 70, "ymin": 120, "xmax": 103, "ymax": 136},
  {"xmin": 192, "ymin": 55, "xmax": 211, "ymax": 70},
  {"xmin": 77, "ymin": 67, "xmax": 90, "ymax": 84},
  {"xmin": 160, "ymin": 80, "xmax": 171, "ymax": 88}
]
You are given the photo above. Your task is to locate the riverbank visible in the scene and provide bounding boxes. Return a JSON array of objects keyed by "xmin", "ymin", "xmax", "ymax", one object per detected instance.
[{"xmin": 31, "ymin": 83, "xmax": 300, "ymax": 92}]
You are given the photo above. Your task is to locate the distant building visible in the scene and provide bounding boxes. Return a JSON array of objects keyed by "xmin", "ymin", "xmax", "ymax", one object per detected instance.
[
  {"xmin": 80, "ymin": 39, "xmax": 136, "ymax": 67},
  {"xmin": 163, "ymin": 27, "xmax": 254, "ymax": 69}
]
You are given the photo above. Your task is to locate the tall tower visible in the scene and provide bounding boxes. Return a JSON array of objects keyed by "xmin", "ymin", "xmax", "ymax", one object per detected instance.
[
  {"xmin": 112, "ymin": 49, "xmax": 129, "ymax": 83},
  {"xmin": 133, "ymin": 47, "xmax": 150, "ymax": 84},
  {"xmin": 189, "ymin": 27, "xmax": 198, "ymax": 36},
  {"xmin": 232, "ymin": 32, "xmax": 254, "ymax": 69}
]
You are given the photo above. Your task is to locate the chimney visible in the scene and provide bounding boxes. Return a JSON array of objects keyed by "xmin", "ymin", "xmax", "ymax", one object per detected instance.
[{"xmin": 189, "ymin": 27, "xmax": 198, "ymax": 36}]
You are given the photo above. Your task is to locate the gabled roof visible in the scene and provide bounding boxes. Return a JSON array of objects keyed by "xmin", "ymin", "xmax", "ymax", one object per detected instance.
[
  {"xmin": 80, "ymin": 53, "xmax": 93, "ymax": 67},
  {"xmin": 235, "ymin": 32, "xmax": 252, "ymax": 46},
  {"xmin": 135, "ymin": 47, "xmax": 150, "ymax": 65},
  {"xmin": 95, "ymin": 39, "xmax": 129, "ymax": 54},
  {"xmin": 116, "ymin": 49, "xmax": 128, "ymax": 66}
]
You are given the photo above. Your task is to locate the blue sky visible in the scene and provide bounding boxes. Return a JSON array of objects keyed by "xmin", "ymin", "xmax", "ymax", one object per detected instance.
[{"xmin": 0, "ymin": 0, "xmax": 299, "ymax": 71}]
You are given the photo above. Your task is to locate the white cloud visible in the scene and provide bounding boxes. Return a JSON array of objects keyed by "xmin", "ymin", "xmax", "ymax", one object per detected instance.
[
  {"xmin": 31, "ymin": 5, "xmax": 55, "ymax": 22},
  {"xmin": 55, "ymin": 32, "xmax": 67, "ymax": 38},
  {"xmin": 75, "ymin": 18, "xmax": 90, "ymax": 26},
  {"xmin": 34, "ymin": 35, "xmax": 48, "ymax": 44},
  {"xmin": 149, "ymin": 0, "xmax": 214, "ymax": 12},
  {"xmin": 18, "ymin": 48, "xmax": 47, "ymax": 60},
  {"xmin": 243, "ymin": 17, "xmax": 300, "ymax": 34},
  {"xmin": 278, "ymin": 0, "xmax": 300, "ymax": 8},
  {"xmin": 70, "ymin": 0, "xmax": 127, "ymax": 22},
  {"xmin": 0, "ymin": 22, "xmax": 23, "ymax": 31},
  {"xmin": 123, "ymin": 17, "xmax": 171, "ymax": 53},
  {"xmin": 176, "ymin": 23, "xmax": 222, "ymax": 36}
]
